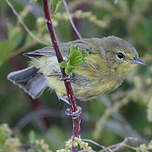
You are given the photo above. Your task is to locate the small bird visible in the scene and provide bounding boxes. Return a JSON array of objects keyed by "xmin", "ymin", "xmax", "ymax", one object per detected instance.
[{"xmin": 7, "ymin": 36, "xmax": 145, "ymax": 101}]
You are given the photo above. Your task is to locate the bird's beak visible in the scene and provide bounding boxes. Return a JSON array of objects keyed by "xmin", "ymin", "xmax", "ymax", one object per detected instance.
[{"xmin": 133, "ymin": 57, "xmax": 146, "ymax": 65}]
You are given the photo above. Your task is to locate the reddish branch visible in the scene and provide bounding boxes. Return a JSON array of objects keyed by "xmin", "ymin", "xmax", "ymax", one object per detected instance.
[{"xmin": 42, "ymin": 0, "xmax": 81, "ymax": 151}]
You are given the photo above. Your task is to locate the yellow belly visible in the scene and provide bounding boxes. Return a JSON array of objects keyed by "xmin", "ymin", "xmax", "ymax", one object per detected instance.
[{"xmin": 46, "ymin": 75, "xmax": 119, "ymax": 101}]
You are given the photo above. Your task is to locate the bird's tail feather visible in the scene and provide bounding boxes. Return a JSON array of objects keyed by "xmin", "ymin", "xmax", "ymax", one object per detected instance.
[{"xmin": 7, "ymin": 66, "xmax": 47, "ymax": 99}]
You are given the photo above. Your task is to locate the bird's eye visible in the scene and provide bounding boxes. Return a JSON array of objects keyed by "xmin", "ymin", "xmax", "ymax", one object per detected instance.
[{"xmin": 116, "ymin": 52, "xmax": 124, "ymax": 59}]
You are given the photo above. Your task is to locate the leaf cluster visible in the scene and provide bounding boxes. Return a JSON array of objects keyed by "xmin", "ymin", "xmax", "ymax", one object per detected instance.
[{"xmin": 60, "ymin": 46, "xmax": 88, "ymax": 75}]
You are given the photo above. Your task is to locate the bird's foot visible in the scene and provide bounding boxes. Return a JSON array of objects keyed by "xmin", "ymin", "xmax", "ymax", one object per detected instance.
[
  {"xmin": 57, "ymin": 75, "xmax": 71, "ymax": 81},
  {"xmin": 65, "ymin": 106, "xmax": 82, "ymax": 119},
  {"xmin": 48, "ymin": 73, "xmax": 71, "ymax": 81},
  {"xmin": 47, "ymin": 72, "xmax": 61, "ymax": 77},
  {"xmin": 59, "ymin": 96, "xmax": 82, "ymax": 118},
  {"xmin": 58, "ymin": 96, "xmax": 71, "ymax": 105}
]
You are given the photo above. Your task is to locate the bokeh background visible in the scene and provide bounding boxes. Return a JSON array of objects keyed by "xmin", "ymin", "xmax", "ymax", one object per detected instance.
[{"xmin": 0, "ymin": 0, "xmax": 152, "ymax": 151}]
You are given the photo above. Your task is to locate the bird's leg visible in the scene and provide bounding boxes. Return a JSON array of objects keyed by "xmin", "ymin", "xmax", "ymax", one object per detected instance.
[
  {"xmin": 47, "ymin": 72, "xmax": 61, "ymax": 77},
  {"xmin": 58, "ymin": 96, "xmax": 71, "ymax": 105},
  {"xmin": 65, "ymin": 105, "xmax": 82, "ymax": 119},
  {"xmin": 59, "ymin": 96, "xmax": 82, "ymax": 119},
  {"xmin": 57, "ymin": 75, "xmax": 71, "ymax": 81},
  {"xmin": 47, "ymin": 73, "xmax": 71, "ymax": 81}
]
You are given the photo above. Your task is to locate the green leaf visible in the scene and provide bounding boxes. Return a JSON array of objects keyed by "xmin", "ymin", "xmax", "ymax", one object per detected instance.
[
  {"xmin": 52, "ymin": 0, "xmax": 62, "ymax": 15},
  {"xmin": 68, "ymin": 46, "xmax": 88, "ymax": 66},
  {"xmin": 82, "ymin": 50, "xmax": 89, "ymax": 58},
  {"xmin": 60, "ymin": 61, "xmax": 67, "ymax": 68},
  {"xmin": 65, "ymin": 65, "xmax": 75, "ymax": 75},
  {"xmin": 64, "ymin": 46, "xmax": 88, "ymax": 75},
  {"xmin": 69, "ymin": 56, "xmax": 83, "ymax": 66}
]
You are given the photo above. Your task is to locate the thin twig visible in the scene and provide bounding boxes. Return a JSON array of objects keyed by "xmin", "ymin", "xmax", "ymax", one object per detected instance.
[
  {"xmin": 15, "ymin": 108, "xmax": 63, "ymax": 129},
  {"xmin": 5, "ymin": 0, "xmax": 49, "ymax": 45},
  {"xmin": 55, "ymin": 11, "xmax": 108, "ymax": 28},
  {"xmin": 63, "ymin": 0, "xmax": 82, "ymax": 40},
  {"xmin": 99, "ymin": 137, "xmax": 138, "ymax": 152},
  {"xmin": 16, "ymin": 0, "xmax": 36, "ymax": 26},
  {"xmin": 82, "ymin": 139, "xmax": 113, "ymax": 152}
]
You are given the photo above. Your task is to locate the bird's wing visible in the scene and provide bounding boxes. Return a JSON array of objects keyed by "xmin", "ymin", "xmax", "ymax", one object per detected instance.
[
  {"xmin": 23, "ymin": 46, "xmax": 56, "ymax": 58},
  {"xmin": 23, "ymin": 38, "xmax": 101, "ymax": 59}
]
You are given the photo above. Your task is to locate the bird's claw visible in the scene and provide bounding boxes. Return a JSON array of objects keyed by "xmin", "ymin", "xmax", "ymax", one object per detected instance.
[
  {"xmin": 59, "ymin": 96, "xmax": 82, "ymax": 118},
  {"xmin": 47, "ymin": 73, "xmax": 71, "ymax": 81},
  {"xmin": 65, "ymin": 106, "xmax": 82, "ymax": 119},
  {"xmin": 57, "ymin": 75, "xmax": 71, "ymax": 81},
  {"xmin": 58, "ymin": 96, "xmax": 71, "ymax": 105}
]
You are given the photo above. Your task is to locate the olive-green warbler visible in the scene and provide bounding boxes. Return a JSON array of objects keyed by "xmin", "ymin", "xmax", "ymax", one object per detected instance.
[{"xmin": 7, "ymin": 36, "xmax": 144, "ymax": 101}]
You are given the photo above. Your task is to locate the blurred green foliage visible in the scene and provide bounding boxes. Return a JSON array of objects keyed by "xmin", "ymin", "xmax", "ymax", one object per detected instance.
[{"xmin": 0, "ymin": 0, "xmax": 152, "ymax": 151}]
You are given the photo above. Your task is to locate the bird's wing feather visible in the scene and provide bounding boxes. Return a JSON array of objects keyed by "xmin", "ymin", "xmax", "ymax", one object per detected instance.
[
  {"xmin": 23, "ymin": 38, "xmax": 101, "ymax": 59},
  {"xmin": 23, "ymin": 46, "xmax": 56, "ymax": 58}
]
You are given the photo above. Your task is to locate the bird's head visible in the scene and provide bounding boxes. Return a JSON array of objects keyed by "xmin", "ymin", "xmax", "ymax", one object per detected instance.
[{"xmin": 101, "ymin": 36, "xmax": 145, "ymax": 76}]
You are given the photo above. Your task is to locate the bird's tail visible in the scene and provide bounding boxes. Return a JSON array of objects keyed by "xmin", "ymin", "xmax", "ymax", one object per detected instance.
[{"xmin": 7, "ymin": 66, "xmax": 47, "ymax": 99}]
